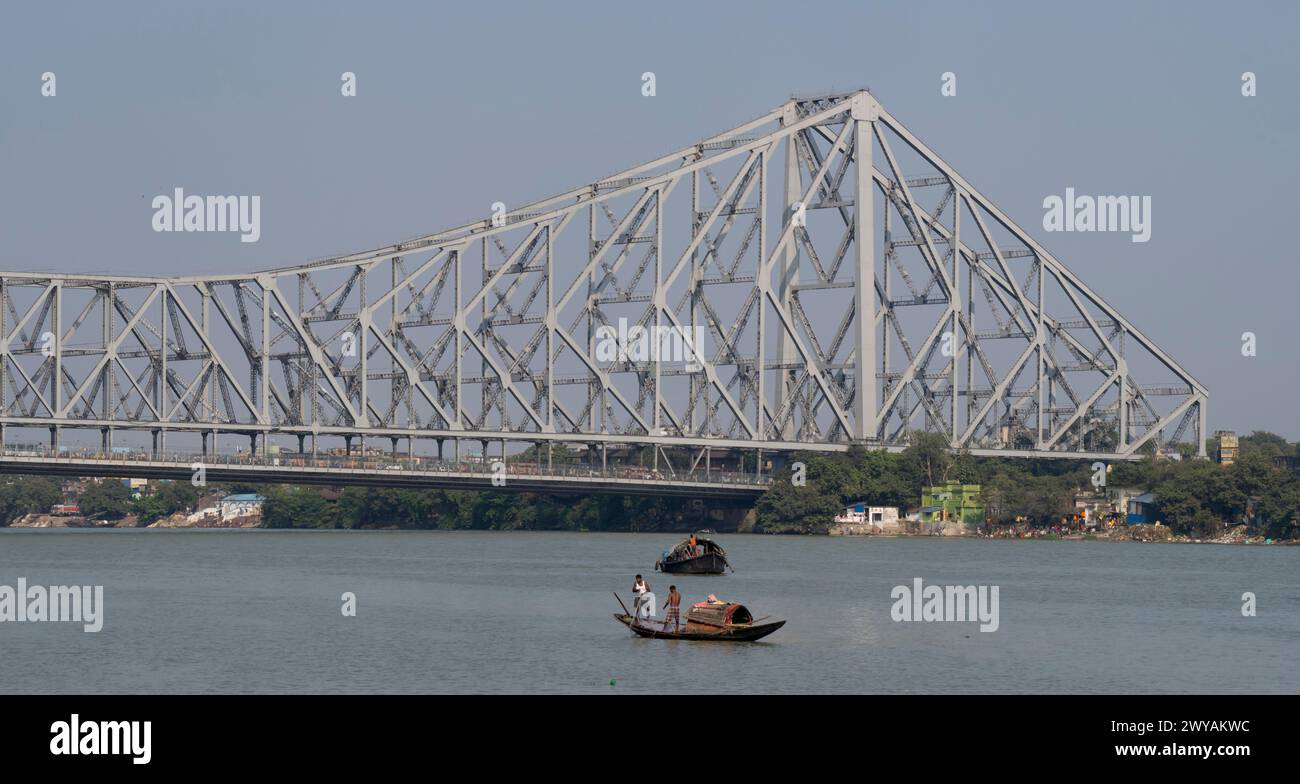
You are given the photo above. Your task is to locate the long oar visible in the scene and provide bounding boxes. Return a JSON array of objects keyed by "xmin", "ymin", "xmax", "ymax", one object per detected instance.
[{"xmin": 613, "ymin": 591, "xmax": 632, "ymax": 619}]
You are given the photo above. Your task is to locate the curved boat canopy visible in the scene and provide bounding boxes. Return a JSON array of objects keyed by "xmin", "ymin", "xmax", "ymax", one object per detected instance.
[{"xmin": 686, "ymin": 601, "xmax": 753, "ymax": 627}]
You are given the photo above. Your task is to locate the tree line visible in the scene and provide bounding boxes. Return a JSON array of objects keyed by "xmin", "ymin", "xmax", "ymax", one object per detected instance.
[
  {"xmin": 754, "ymin": 431, "xmax": 1300, "ymax": 538},
  {"xmin": 259, "ymin": 485, "xmax": 720, "ymax": 532},
  {"xmin": 2, "ymin": 430, "xmax": 1297, "ymax": 538},
  {"xmin": 0, "ymin": 476, "xmax": 201, "ymax": 527}
]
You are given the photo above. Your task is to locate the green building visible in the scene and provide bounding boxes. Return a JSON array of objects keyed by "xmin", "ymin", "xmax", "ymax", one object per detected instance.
[{"xmin": 921, "ymin": 482, "xmax": 984, "ymax": 525}]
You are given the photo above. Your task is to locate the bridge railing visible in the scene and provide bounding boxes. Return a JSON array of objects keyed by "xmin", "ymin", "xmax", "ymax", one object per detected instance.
[{"xmin": 1, "ymin": 446, "xmax": 773, "ymax": 488}]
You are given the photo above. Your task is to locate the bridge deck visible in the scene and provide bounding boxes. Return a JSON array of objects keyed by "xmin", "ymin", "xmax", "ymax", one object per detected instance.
[{"xmin": 0, "ymin": 450, "xmax": 769, "ymax": 501}]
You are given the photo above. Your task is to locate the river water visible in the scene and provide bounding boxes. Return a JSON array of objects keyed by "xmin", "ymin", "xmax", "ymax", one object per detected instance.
[{"xmin": 0, "ymin": 529, "xmax": 1296, "ymax": 694}]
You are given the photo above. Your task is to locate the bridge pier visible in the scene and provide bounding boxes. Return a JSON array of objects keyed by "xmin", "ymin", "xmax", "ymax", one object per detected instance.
[
  {"xmin": 101, "ymin": 427, "xmax": 112, "ymax": 455},
  {"xmin": 49, "ymin": 425, "xmax": 58, "ymax": 453},
  {"xmin": 436, "ymin": 438, "xmax": 444, "ymax": 461},
  {"xmin": 390, "ymin": 437, "xmax": 398, "ymax": 460},
  {"xmin": 249, "ymin": 433, "xmax": 257, "ymax": 458},
  {"xmin": 344, "ymin": 435, "xmax": 352, "ymax": 456}
]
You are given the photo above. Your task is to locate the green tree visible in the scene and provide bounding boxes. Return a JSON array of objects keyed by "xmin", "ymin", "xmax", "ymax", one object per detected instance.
[
  {"xmin": 0, "ymin": 476, "xmax": 62, "ymax": 526},
  {"xmin": 902, "ymin": 432, "xmax": 953, "ymax": 488},
  {"xmin": 153, "ymin": 480, "xmax": 199, "ymax": 515},
  {"xmin": 754, "ymin": 478, "xmax": 841, "ymax": 533},
  {"xmin": 261, "ymin": 486, "xmax": 342, "ymax": 529},
  {"xmin": 80, "ymin": 479, "xmax": 133, "ymax": 520},
  {"xmin": 1256, "ymin": 479, "xmax": 1300, "ymax": 539},
  {"xmin": 849, "ymin": 446, "xmax": 913, "ymax": 510},
  {"xmin": 131, "ymin": 494, "xmax": 170, "ymax": 526},
  {"xmin": 1240, "ymin": 431, "xmax": 1289, "ymax": 459}
]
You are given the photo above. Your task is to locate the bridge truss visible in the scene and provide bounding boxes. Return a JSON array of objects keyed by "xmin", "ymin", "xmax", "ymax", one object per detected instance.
[{"xmin": 0, "ymin": 90, "xmax": 1206, "ymax": 470}]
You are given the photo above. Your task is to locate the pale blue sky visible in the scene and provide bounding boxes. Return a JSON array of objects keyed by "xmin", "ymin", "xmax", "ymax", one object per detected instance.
[{"xmin": 1, "ymin": 0, "xmax": 1297, "ymax": 437}]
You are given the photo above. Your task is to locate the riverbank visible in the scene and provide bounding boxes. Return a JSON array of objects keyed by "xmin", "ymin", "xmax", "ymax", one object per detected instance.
[
  {"xmin": 817, "ymin": 521, "xmax": 1294, "ymax": 545},
  {"xmin": 981, "ymin": 523, "xmax": 1294, "ymax": 545},
  {"xmin": 8, "ymin": 513, "xmax": 138, "ymax": 528},
  {"xmin": 7, "ymin": 511, "xmax": 262, "ymax": 529},
  {"xmin": 4, "ymin": 515, "xmax": 1294, "ymax": 545}
]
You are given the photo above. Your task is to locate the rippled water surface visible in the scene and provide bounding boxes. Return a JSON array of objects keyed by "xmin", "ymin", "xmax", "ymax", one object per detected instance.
[{"xmin": 1, "ymin": 529, "xmax": 1296, "ymax": 694}]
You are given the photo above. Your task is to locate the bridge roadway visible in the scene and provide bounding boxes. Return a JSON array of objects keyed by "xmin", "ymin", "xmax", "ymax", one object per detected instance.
[{"xmin": 0, "ymin": 448, "xmax": 769, "ymax": 502}]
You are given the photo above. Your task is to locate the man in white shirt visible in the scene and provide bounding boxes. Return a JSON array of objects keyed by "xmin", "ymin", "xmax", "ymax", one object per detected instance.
[{"xmin": 631, "ymin": 574, "xmax": 655, "ymax": 623}]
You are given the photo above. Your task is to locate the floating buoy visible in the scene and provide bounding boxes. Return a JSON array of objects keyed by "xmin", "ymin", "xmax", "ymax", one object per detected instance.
[{"xmin": 609, "ymin": 678, "xmax": 616, "ymax": 687}]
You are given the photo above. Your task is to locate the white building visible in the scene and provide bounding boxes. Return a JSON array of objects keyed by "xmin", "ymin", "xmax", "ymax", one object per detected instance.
[
  {"xmin": 220, "ymin": 494, "xmax": 266, "ymax": 520},
  {"xmin": 831, "ymin": 503, "xmax": 901, "ymax": 534}
]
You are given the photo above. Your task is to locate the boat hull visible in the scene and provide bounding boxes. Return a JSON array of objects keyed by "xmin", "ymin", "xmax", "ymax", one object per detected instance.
[
  {"xmin": 656, "ymin": 552, "xmax": 729, "ymax": 574},
  {"xmin": 613, "ymin": 613, "xmax": 784, "ymax": 642}
]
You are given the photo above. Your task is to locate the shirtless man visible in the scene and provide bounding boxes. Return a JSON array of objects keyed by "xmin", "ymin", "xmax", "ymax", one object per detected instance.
[{"xmin": 662, "ymin": 585, "xmax": 682, "ymax": 632}]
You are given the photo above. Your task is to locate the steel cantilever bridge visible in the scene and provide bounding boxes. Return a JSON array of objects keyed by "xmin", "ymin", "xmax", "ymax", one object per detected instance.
[{"xmin": 0, "ymin": 90, "xmax": 1206, "ymax": 499}]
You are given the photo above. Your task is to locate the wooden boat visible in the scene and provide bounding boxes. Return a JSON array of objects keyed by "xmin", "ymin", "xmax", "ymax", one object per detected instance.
[
  {"xmin": 612, "ymin": 595, "xmax": 784, "ymax": 642},
  {"xmin": 655, "ymin": 534, "xmax": 731, "ymax": 574}
]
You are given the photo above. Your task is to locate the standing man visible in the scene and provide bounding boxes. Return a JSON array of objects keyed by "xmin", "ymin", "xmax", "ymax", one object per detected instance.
[
  {"xmin": 632, "ymin": 574, "xmax": 650, "ymax": 623},
  {"xmin": 662, "ymin": 585, "xmax": 682, "ymax": 632}
]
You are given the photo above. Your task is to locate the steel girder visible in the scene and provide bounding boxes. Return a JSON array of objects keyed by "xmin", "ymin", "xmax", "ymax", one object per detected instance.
[{"xmin": 0, "ymin": 90, "xmax": 1206, "ymax": 459}]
